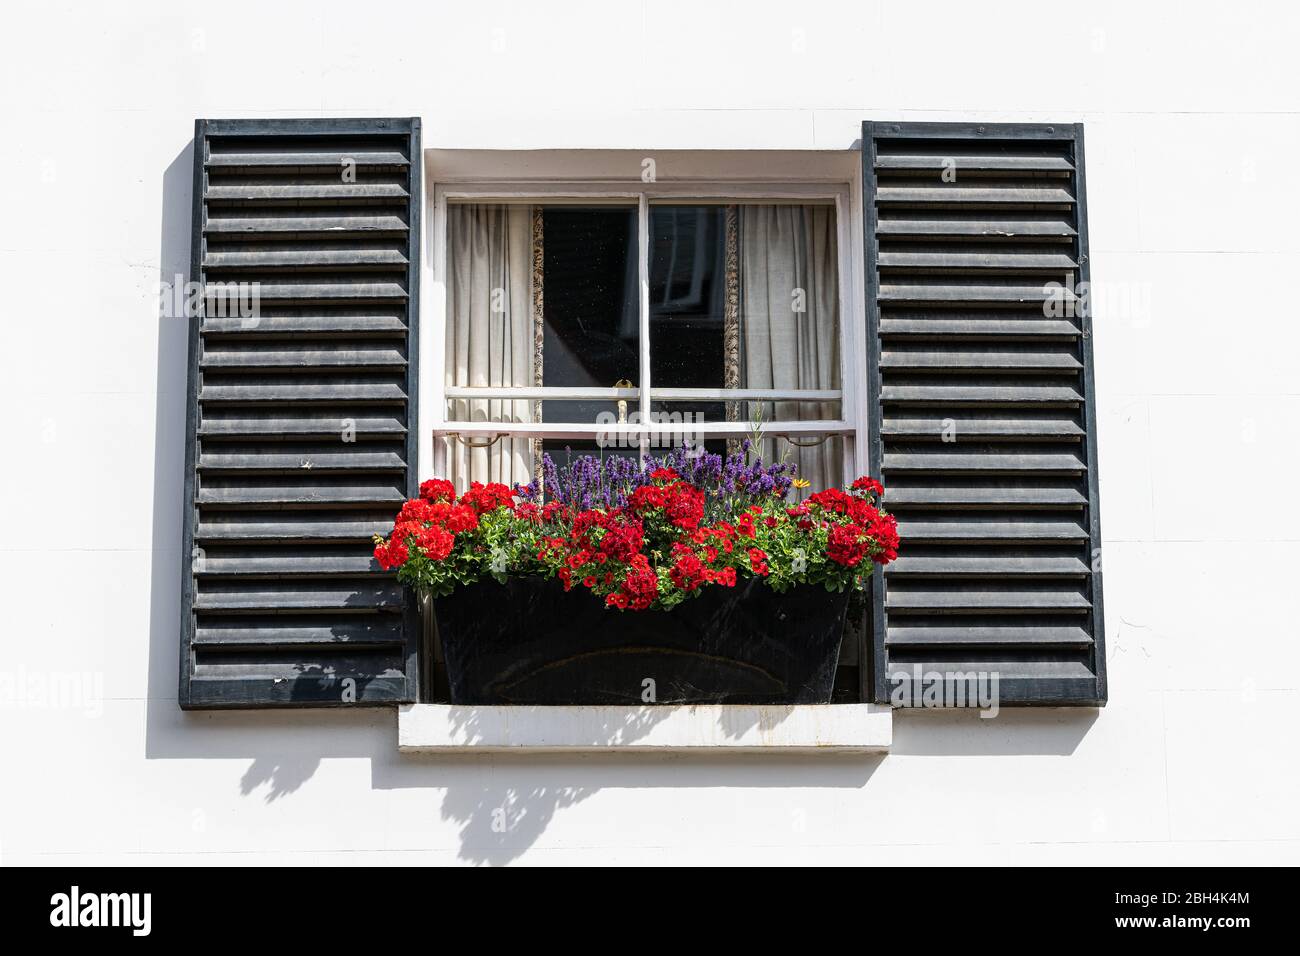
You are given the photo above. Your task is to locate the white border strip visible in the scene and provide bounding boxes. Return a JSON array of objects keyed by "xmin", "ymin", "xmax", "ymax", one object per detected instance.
[{"xmin": 398, "ymin": 703, "xmax": 892, "ymax": 754}]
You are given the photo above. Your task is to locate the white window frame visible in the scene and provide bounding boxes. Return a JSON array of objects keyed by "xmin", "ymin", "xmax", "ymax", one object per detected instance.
[{"xmin": 421, "ymin": 169, "xmax": 868, "ymax": 485}]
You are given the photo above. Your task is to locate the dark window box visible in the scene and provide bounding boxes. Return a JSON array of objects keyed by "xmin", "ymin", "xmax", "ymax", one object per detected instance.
[{"xmin": 434, "ymin": 577, "xmax": 851, "ymax": 706}]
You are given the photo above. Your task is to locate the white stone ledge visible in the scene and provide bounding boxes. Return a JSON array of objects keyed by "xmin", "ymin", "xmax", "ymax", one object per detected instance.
[{"xmin": 398, "ymin": 703, "xmax": 891, "ymax": 754}]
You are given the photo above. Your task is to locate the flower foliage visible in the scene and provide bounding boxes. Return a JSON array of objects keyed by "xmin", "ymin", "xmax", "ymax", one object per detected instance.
[{"xmin": 373, "ymin": 445, "xmax": 899, "ymax": 611}]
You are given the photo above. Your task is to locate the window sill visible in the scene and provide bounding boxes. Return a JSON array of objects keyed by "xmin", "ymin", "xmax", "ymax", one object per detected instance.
[{"xmin": 397, "ymin": 703, "xmax": 891, "ymax": 754}]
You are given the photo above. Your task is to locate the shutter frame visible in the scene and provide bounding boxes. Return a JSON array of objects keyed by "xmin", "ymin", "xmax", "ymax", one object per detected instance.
[
  {"xmin": 179, "ymin": 117, "xmax": 423, "ymax": 708},
  {"xmin": 862, "ymin": 121, "xmax": 1106, "ymax": 706}
]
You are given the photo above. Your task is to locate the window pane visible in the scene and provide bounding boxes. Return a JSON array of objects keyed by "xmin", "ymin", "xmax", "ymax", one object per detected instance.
[
  {"xmin": 737, "ymin": 203, "xmax": 840, "ymax": 399},
  {"xmin": 649, "ymin": 203, "xmax": 842, "ymax": 488},
  {"xmin": 648, "ymin": 203, "xmax": 840, "ymax": 395},
  {"xmin": 540, "ymin": 206, "xmax": 638, "ymax": 439},
  {"xmin": 542, "ymin": 206, "xmax": 639, "ymax": 394},
  {"xmin": 446, "ymin": 399, "xmax": 629, "ymax": 424},
  {"xmin": 445, "ymin": 203, "xmax": 638, "ymax": 488},
  {"xmin": 649, "ymin": 205, "xmax": 727, "ymax": 389},
  {"xmin": 649, "ymin": 397, "xmax": 841, "ymax": 423},
  {"xmin": 444, "ymin": 201, "xmax": 842, "ymax": 492},
  {"xmin": 445, "ymin": 203, "xmax": 536, "ymax": 489}
]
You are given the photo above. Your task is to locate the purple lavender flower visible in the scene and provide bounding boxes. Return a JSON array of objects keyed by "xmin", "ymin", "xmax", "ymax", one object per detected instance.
[{"xmin": 533, "ymin": 443, "xmax": 795, "ymax": 518}]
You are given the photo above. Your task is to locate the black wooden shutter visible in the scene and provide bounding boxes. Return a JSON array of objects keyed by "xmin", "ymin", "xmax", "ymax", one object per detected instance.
[
  {"xmin": 863, "ymin": 122, "xmax": 1106, "ymax": 706},
  {"xmin": 180, "ymin": 118, "xmax": 422, "ymax": 708}
]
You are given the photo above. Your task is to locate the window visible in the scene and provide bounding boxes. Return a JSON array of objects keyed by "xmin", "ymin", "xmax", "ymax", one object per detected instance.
[
  {"xmin": 179, "ymin": 122, "xmax": 1105, "ymax": 719},
  {"xmin": 429, "ymin": 183, "xmax": 863, "ymax": 497}
]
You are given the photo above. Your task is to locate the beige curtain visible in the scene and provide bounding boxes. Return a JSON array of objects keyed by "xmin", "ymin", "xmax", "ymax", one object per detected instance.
[
  {"xmin": 446, "ymin": 204, "xmax": 534, "ymax": 489},
  {"xmin": 739, "ymin": 205, "xmax": 842, "ymax": 493}
]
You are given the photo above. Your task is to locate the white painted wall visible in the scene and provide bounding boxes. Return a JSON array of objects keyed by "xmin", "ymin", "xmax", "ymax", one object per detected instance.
[{"xmin": 2, "ymin": 0, "xmax": 1297, "ymax": 865}]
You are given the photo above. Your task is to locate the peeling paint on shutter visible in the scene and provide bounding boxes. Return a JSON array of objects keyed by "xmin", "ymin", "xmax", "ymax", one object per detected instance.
[
  {"xmin": 180, "ymin": 118, "xmax": 422, "ymax": 708},
  {"xmin": 863, "ymin": 122, "xmax": 1106, "ymax": 706}
]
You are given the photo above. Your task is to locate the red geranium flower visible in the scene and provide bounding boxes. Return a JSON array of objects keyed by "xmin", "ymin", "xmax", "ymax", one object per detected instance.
[
  {"xmin": 617, "ymin": 561, "xmax": 660, "ymax": 610},
  {"xmin": 851, "ymin": 476, "xmax": 884, "ymax": 497},
  {"xmin": 827, "ymin": 524, "xmax": 868, "ymax": 567},
  {"xmin": 669, "ymin": 553, "xmax": 708, "ymax": 592},
  {"xmin": 445, "ymin": 503, "xmax": 479, "ymax": 533},
  {"xmin": 628, "ymin": 484, "xmax": 666, "ymax": 514},
  {"xmin": 663, "ymin": 483, "xmax": 705, "ymax": 531},
  {"xmin": 396, "ymin": 497, "xmax": 436, "ymax": 525},
  {"xmin": 374, "ymin": 536, "xmax": 409, "ymax": 570},
  {"xmin": 868, "ymin": 512, "xmax": 901, "ymax": 564},
  {"xmin": 419, "ymin": 478, "xmax": 456, "ymax": 503},
  {"xmin": 381, "ymin": 460, "xmax": 899, "ymax": 611},
  {"xmin": 847, "ymin": 498, "xmax": 879, "ymax": 527},
  {"xmin": 808, "ymin": 487, "xmax": 852, "ymax": 514},
  {"xmin": 599, "ymin": 519, "xmax": 644, "ymax": 562},
  {"xmin": 415, "ymin": 524, "xmax": 455, "ymax": 562},
  {"xmin": 460, "ymin": 481, "xmax": 515, "ymax": 515}
]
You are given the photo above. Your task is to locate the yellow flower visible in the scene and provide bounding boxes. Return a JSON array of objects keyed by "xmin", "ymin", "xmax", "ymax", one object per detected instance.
[{"xmin": 791, "ymin": 478, "xmax": 811, "ymax": 490}]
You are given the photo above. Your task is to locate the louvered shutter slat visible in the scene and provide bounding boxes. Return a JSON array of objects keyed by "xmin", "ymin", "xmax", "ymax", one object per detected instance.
[
  {"xmin": 180, "ymin": 118, "xmax": 422, "ymax": 709},
  {"xmin": 864, "ymin": 122, "xmax": 1106, "ymax": 707}
]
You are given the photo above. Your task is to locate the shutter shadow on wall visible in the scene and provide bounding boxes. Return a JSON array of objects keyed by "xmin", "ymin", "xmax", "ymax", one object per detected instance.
[
  {"xmin": 862, "ymin": 122, "xmax": 1106, "ymax": 706},
  {"xmin": 180, "ymin": 118, "xmax": 422, "ymax": 708}
]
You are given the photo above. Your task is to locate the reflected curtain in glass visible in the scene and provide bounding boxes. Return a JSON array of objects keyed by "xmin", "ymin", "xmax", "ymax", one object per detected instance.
[
  {"xmin": 739, "ymin": 205, "xmax": 842, "ymax": 492},
  {"xmin": 445, "ymin": 204, "xmax": 535, "ymax": 489}
]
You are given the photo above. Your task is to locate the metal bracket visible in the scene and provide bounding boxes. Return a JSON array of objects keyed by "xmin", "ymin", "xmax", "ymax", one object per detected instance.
[
  {"xmin": 448, "ymin": 432, "xmax": 504, "ymax": 449},
  {"xmin": 782, "ymin": 434, "xmax": 829, "ymax": 448},
  {"xmin": 613, "ymin": 378, "xmax": 635, "ymax": 423}
]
